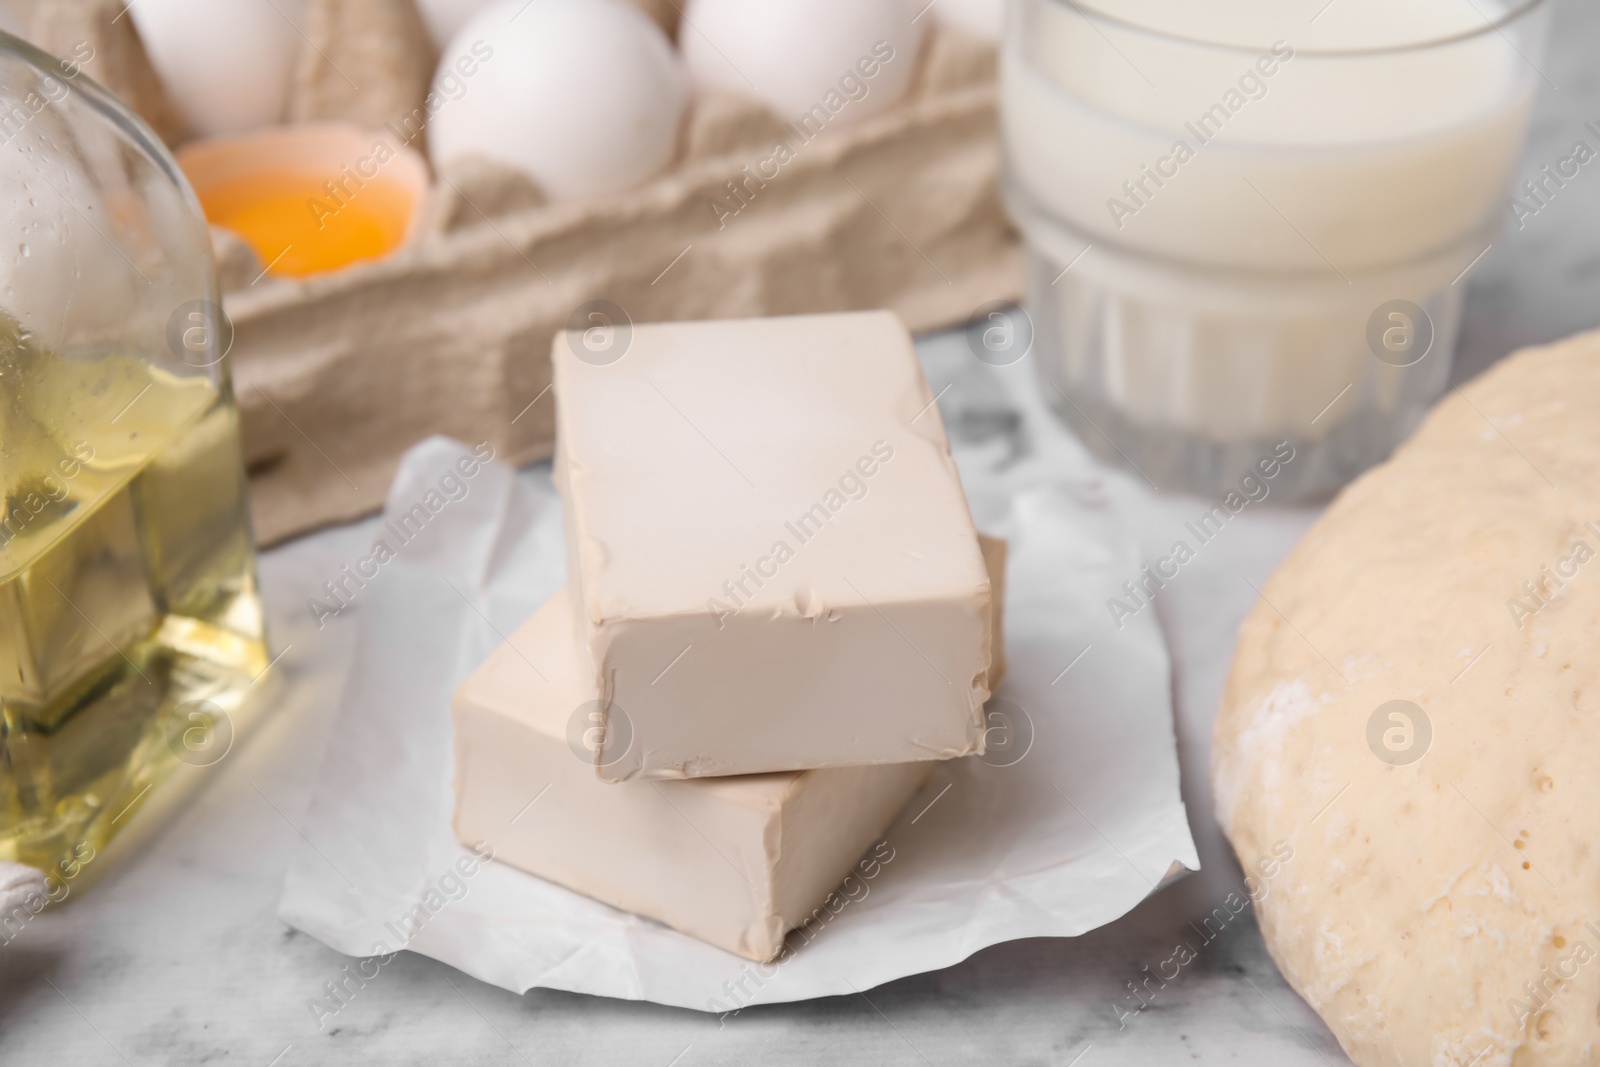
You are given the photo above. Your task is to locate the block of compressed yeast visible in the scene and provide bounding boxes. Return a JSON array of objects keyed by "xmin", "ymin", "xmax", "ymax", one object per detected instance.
[
  {"xmin": 978, "ymin": 532, "xmax": 1006, "ymax": 686},
  {"xmin": 551, "ymin": 310, "xmax": 993, "ymax": 781},
  {"xmin": 452, "ymin": 540, "xmax": 1007, "ymax": 961},
  {"xmin": 453, "ymin": 587, "xmax": 934, "ymax": 961}
]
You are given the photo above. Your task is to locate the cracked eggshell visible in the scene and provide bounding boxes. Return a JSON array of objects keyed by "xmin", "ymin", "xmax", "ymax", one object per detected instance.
[
  {"xmin": 680, "ymin": 0, "xmax": 924, "ymax": 125},
  {"xmin": 428, "ymin": 0, "xmax": 687, "ymax": 201}
]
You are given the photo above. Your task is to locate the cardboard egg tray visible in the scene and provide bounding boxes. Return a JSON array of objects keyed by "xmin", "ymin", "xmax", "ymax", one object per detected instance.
[{"xmin": 26, "ymin": 1, "xmax": 1021, "ymax": 544}]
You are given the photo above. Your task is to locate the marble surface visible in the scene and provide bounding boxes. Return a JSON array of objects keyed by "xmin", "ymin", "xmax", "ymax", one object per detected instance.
[{"xmin": 4, "ymin": 4, "xmax": 1599, "ymax": 1063}]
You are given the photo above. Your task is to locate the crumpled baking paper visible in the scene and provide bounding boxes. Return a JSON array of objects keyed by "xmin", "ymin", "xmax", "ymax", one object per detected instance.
[{"xmin": 278, "ymin": 434, "xmax": 1197, "ymax": 1011}]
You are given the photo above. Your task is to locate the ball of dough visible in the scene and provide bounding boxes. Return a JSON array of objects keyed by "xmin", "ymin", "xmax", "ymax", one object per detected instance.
[
  {"xmin": 1214, "ymin": 329, "xmax": 1600, "ymax": 1067},
  {"xmin": 428, "ymin": 0, "xmax": 686, "ymax": 201},
  {"xmin": 680, "ymin": 0, "xmax": 923, "ymax": 125}
]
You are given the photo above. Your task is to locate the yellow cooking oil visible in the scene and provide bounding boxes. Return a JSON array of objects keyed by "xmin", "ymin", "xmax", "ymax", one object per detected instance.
[{"xmin": 1, "ymin": 318, "xmax": 268, "ymax": 880}]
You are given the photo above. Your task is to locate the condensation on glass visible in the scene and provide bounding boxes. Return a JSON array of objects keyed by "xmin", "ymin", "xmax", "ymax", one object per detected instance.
[
  {"xmin": 1001, "ymin": 0, "xmax": 1552, "ymax": 497},
  {"xmin": 0, "ymin": 30, "xmax": 268, "ymax": 885}
]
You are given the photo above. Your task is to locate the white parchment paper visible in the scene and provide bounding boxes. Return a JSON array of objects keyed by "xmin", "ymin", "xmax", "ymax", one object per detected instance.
[{"xmin": 277, "ymin": 429, "xmax": 1198, "ymax": 1011}]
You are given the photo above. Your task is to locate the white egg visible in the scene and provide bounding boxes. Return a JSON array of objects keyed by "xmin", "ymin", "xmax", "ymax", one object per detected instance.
[
  {"xmin": 129, "ymin": 0, "xmax": 301, "ymax": 138},
  {"xmin": 413, "ymin": 0, "xmax": 499, "ymax": 50},
  {"xmin": 935, "ymin": 0, "xmax": 1005, "ymax": 41},
  {"xmin": 680, "ymin": 0, "xmax": 924, "ymax": 126},
  {"xmin": 428, "ymin": 0, "xmax": 686, "ymax": 201}
]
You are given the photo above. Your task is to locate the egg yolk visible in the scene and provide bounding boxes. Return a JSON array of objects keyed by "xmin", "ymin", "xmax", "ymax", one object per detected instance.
[{"xmin": 194, "ymin": 171, "xmax": 415, "ymax": 278}]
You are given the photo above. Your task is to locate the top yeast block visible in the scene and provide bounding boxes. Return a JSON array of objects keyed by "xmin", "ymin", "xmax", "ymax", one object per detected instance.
[{"xmin": 552, "ymin": 310, "xmax": 993, "ymax": 781}]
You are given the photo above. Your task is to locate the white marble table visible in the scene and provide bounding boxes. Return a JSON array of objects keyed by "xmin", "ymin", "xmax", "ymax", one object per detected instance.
[{"xmin": 4, "ymin": 4, "xmax": 1598, "ymax": 1062}]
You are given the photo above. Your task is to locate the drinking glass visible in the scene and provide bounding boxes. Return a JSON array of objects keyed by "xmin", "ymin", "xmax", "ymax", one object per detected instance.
[{"xmin": 1002, "ymin": 0, "xmax": 1552, "ymax": 496}]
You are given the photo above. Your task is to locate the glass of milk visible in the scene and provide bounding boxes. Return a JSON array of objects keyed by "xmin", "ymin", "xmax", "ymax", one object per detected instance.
[{"xmin": 1002, "ymin": 0, "xmax": 1552, "ymax": 497}]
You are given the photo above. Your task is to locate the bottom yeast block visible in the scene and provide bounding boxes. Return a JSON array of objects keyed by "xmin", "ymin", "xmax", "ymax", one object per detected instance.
[{"xmin": 452, "ymin": 537, "xmax": 1007, "ymax": 961}]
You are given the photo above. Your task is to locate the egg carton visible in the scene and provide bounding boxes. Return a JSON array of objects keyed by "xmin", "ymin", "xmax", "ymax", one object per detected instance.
[{"xmin": 25, "ymin": 0, "xmax": 1021, "ymax": 545}]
